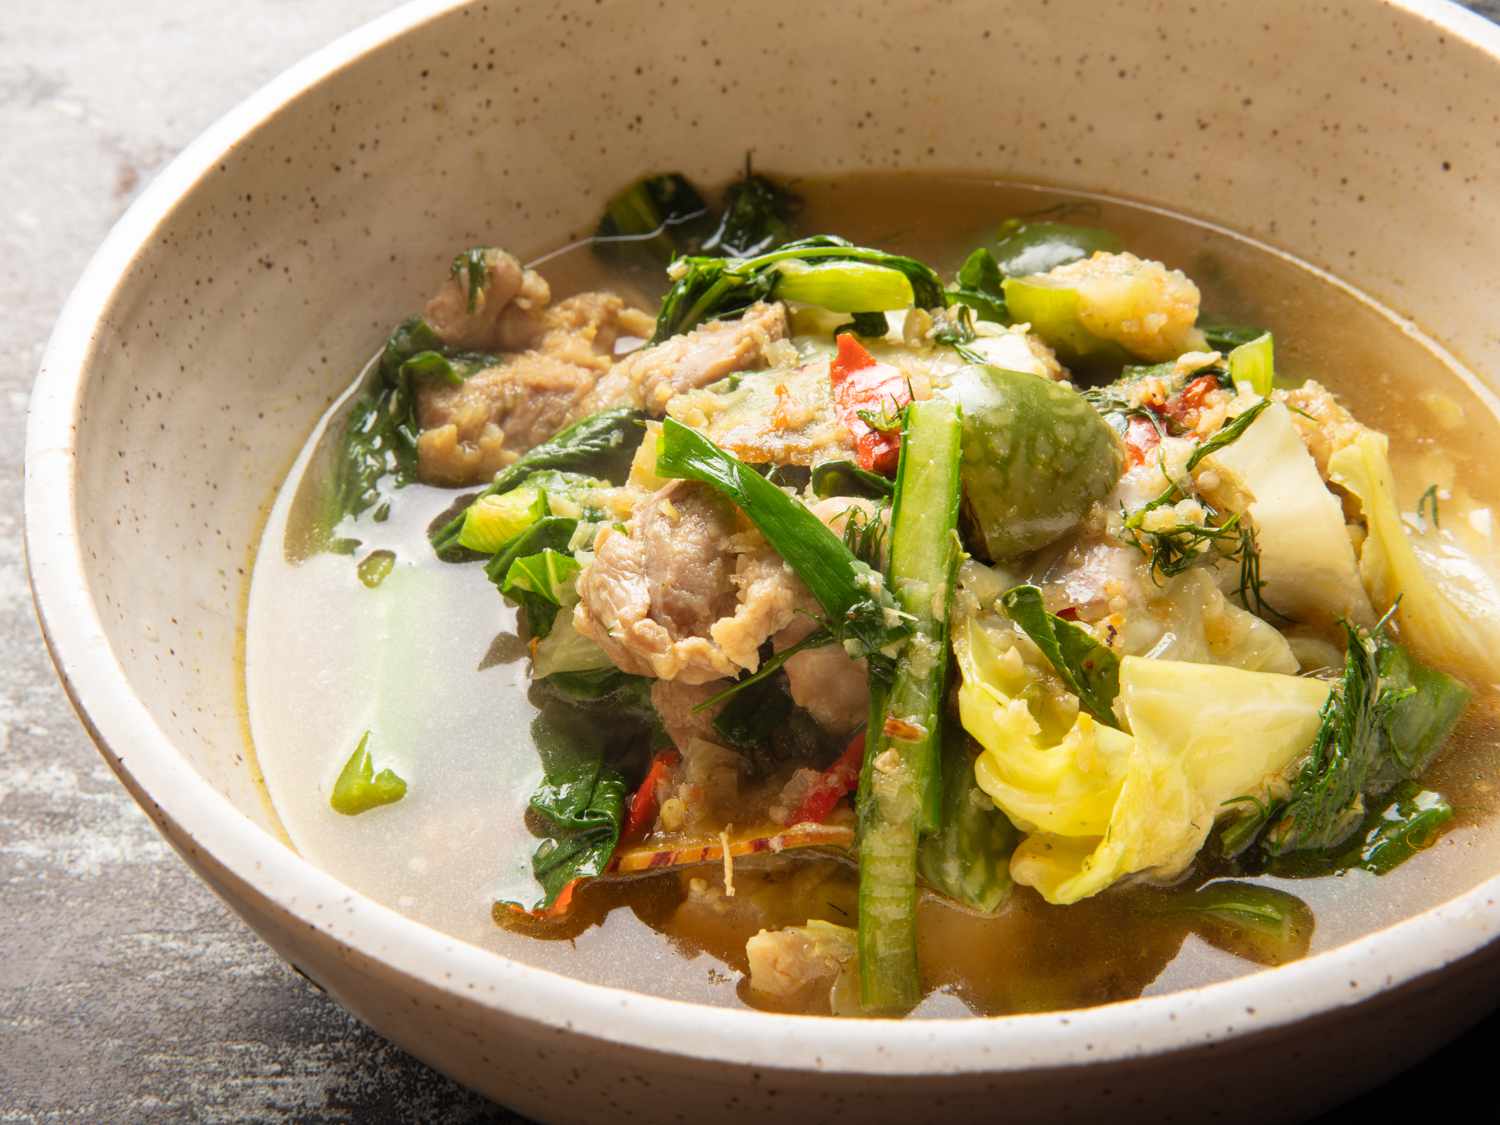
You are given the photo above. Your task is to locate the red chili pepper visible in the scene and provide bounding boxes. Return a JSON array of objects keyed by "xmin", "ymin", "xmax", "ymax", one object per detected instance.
[
  {"xmin": 502, "ymin": 878, "xmax": 581, "ymax": 921},
  {"xmin": 1122, "ymin": 412, "xmax": 1161, "ymax": 468},
  {"xmin": 621, "ymin": 749, "xmax": 680, "ymax": 843},
  {"xmin": 788, "ymin": 732, "xmax": 867, "ymax": 826},
  {"xmin": 1164, "ymin": 374, "xmax": 1220, "ymax": 427},
  {"xmin": 828, "ymin": 333, "xmax": 910, "ymax": 476}
]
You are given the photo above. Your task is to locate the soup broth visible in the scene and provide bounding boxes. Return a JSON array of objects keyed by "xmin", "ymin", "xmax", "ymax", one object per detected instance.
[{"xmin": 245, "ymin": 172, "xmax": 1500, "ymax": 1017}]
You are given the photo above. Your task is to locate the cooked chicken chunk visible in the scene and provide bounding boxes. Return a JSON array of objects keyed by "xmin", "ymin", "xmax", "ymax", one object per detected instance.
[
  {"xmin": 415, "ymin": 249, "xmax": 782, "ymax": 486},
  {"xmin": 584, "ymin": 302, "xmax": 789, "ymax": 415},
  {"xmin": 769, "ymin": 497, "xmax": 879, "ymax": 737},
  {"xmin": 774, "ymin": 616, "xmax": 870, "ymax": 739},
  {"xmin": 650, "ymin": 677, "xmax": 729, "ymax": 750},
  {"xmin": 572, "ymin": 480, "xmax": 803, "ymax": 684},
  {"xmin": 424, "ymin": 248, "xmax": 553, "ymax": 352},
  {"xmin": 745, "ymin": 921, "xmax": 857, "ymax": 1013},
  {"xmin": 415, "ymin": 293, "xmax": 652, "ymax": 485},
  {"xmin": 667, "ymin": 354, "xmax": 857, "ymax": 467}
]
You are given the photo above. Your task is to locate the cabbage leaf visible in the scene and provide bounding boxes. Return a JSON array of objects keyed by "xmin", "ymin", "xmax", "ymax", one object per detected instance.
[
  {"xmin": 1329, "ymin": 429, "xmax": 1500, "ymax": 685},
  {"xmin": 1199, "ymin": 401, "xmax": 1372, "ymax": 628},
  {"xmin": 956, "ymin": 601, "xmax": 1330, "ymax": 904}
]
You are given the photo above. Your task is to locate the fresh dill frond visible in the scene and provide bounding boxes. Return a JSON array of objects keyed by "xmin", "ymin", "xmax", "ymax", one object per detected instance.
[
  {"xmin": 841, "ymin": 500, "xmax": 889, "ymax": 570},
  {"xmin": 1185, "ymin": 399, "xmax": 1270, "ymax": 472},
  {"xmin": 451, "ymin": 248, "xmax": 489, "ymax": 313},
  {"xmin": 1234, "ymin": 524, "xmax": 1289, "ymax": 622},
  {"xmin": 1418, "ymin": 483, "xmax": 1442, "ymax": 531}
]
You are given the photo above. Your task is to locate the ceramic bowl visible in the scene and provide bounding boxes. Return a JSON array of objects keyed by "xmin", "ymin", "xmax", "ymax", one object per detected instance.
[{"xmin": 25, "ymin": 1, "xmax": 1500, "ymax": 1120}]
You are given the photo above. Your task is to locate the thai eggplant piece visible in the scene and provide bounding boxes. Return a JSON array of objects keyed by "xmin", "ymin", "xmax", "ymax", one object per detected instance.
[{"xmin": 303, "ymin": 169, "xmax": 1499, "ymax": 1017}]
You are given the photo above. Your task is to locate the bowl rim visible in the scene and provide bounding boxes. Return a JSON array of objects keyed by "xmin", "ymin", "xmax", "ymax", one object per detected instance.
[{"xmin": 24, "ymin": 0, "xmax": 1500, "ymax": 1078}]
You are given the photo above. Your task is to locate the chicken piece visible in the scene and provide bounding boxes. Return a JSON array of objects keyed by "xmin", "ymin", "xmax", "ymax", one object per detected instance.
[
  {"xmin": 773, "ymin": 616, "xmax": 870, "ymax": 739},
  {"xmin": 667, "ymin": 354, "xmax": 857, "ymax": 467},
  {"xmin": 650, "ymin": 677, "xmax": 729, "ymax": 750},
  {"xmin": 424, "ymin": 248, "xmax": 553, "ymax": 352},
  {"xmin": 584, "ymin": 302, "xmax": 789, "ymax": 415},
  {"xmin": 767, "ymin": 497, "xmax": 877, "ymax": 738},
  {"xmin": 745, "ymin": 921, "xmax": 858, "ymax": 1013},
  {"xmin": 572, "ymin": 481, "xmax": 803, "ymax": 684},
  {"xmin": 415, "ymin": 293, "xmax": 653, "ymax": 485}
]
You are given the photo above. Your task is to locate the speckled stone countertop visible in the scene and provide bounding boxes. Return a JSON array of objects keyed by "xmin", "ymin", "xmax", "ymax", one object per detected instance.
[{"xmin": 3, "ymin": 2, "xmax": 1499, "ymax": 1121}]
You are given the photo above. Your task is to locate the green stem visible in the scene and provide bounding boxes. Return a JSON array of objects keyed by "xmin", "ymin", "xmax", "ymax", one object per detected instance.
[{"xmin": 855, "ymin": 398, "xmax": 963, "ymax": 1015}]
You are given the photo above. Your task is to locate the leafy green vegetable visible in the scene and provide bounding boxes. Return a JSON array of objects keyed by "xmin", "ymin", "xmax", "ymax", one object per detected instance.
[
  {"xmin": 701, "ymin": 172, "xmax": 799, "ymax": 258},
  {"xmin": 1000, "ymin": 585, "xmax": 1121, "ymax": 726},
  {"xmin": 1351, "ymin": 783, "xmax": 1455, "ymax": 875},
  {"xmin": 1261, "ymin": 623, "xmax": 1469, "ymax": 856},
  {"xmin": 484, "ymin": 516, "xmax": 578, "ymax": 590},
  {"xmin": 430, "ymin": 408, "xmax": 644, "ymax": 557},
  {"xmin": 1263, "ymin": 781, "xmax": 1456, "ymax": 878},
  {"xmin": 324, "ymin": 315, "xmax": 504, "ymax": 538},
  {"xmin": 710, "ymin": 671, "xmax": 832, "ymax": 774},
  {"xmin": 651, "ymin": 236, "xmax": 946, "ymax": 344},
  {"xmin": 835, "ymin": 312, "xmax": 892, "ymax": 339},
  {"xmin": 395, "ymin": 349, "xmax": 496, "ymax": 387},
  {"xmin": 356, "ymin": 550, "xmax": 396, "ymax": 589},
  {"xmin": 513, "ymin": 703, "xmax": 628, "ymax": 911},
  {"xmin": 655, "ymin": 418, "xmax": 910, "ymax": 667},
  {"xmin": 328, "ymin": 318, "xmax": 436, "ymax": 526},
  {"xmin": 533, "ymin": 666, "xmax": 652, "ymax": 713},
  {"xmin": 593, "ymin": 173, "xmax": 711, "ymax": 265},
  {"xmin": 857, "ymin": 399, "xmax": 964, "ymax": 1014},
  {"xmin": 451, "ymin": 248, "xmax": 490, "ymax": 312},
  {"xmin": 501, "ymin": 549, "xmax": 582, "ymax": 638},
  {"xmin": 1267, "ymin": 622, "xmax": 1391, "ymax": 853},
  {"xmin": 917, "ymin": 730, "xmax": 1018, "ymax": 913},
  {"xmin": 330, "ymin": 731, "xmax": 407, "ymax": 815},
  {"xmin": 991, "ymin": 218, "xmax": 1122, "ymax": 278},
  {"xmin": 1200, "ymin": 320, "xmax": 1267, "ymax": 353},
  {"xmin": 378, "ymin": 315, "xmax": 446, "ymax": 382},
  {"xmin": 774, "ymin": 259, "xmax": 916, "ymax": 311},
  {"xmin": 1145, "ymin": 881, "xmax": 1313, "ymax": 966},
  {"xmin": 1226, "ymin": 332, "xmax": 1275, "ymax": 396},
  {"xmin": 458, "ymin": 487, "xmax": 548, "ymax": 554},
  {"xmin": 810, "ymin": 459, "xmax": 895, "ymax": 500},
  {"xmin": 945, "ymin": 247, "xmax": 1008, "ymax": 323}
]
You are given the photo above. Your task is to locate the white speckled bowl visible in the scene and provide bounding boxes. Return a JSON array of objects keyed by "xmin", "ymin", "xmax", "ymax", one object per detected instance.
[{"xmin": 25, "ymin": 1, "xmax": 1500, "ymax": 1120}]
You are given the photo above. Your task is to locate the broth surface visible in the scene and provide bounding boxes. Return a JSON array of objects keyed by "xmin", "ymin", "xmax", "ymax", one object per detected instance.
[{"xmin": 245, "ymin": 173, "xmax": 1500, "ymax": 1016}]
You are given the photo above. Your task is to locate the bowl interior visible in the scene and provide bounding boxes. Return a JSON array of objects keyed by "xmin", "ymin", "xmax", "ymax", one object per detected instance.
[{"xmin": 34, "ymin": 0, "xmax": 1500, "ymax": 1032}]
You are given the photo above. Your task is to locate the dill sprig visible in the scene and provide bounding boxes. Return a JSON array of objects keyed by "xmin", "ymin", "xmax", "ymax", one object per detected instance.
[
  {"xmin": 1418, "ymin": 483, "xmax": 1442, "ymax": 531},
  {"xmin": 1118, "ymin": 400, "xmax": 1273, "ymax": 588}
]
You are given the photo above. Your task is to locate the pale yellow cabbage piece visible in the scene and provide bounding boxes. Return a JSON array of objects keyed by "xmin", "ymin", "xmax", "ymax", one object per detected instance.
[
  {"xmin": 1134, "ymin": 569, "xmax": 1299, "ymax": 674},
  {"xmin": 1200, "ymin": 400, "xmax": 1373, "ymax": 628},
  {"xmin": 958, "ymin": 606, "xmax": 1330, "ymax": 904},
  {"xmin": 1329, "ymin": 429, "xmax": 1500, "ymax": 685}
]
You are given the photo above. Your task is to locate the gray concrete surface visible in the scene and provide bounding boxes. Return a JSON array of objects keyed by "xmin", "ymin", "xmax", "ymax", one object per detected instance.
[{"xmin": 2, "ymin": 1, "xmax": 1498, "ymax": 1121}]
